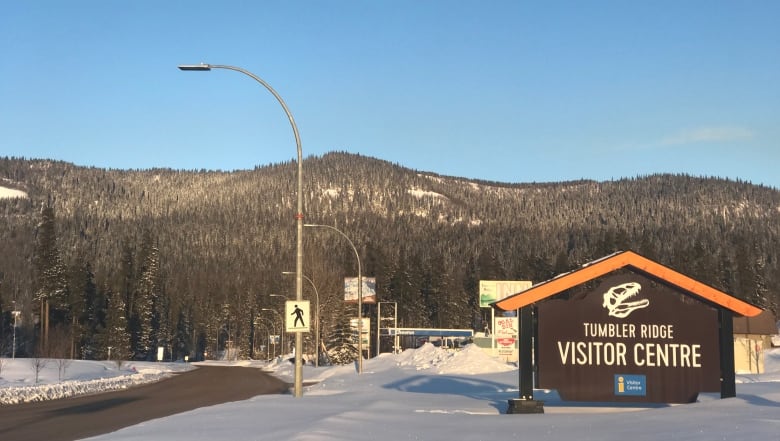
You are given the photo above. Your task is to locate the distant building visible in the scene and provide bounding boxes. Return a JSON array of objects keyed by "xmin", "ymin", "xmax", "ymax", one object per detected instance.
[{"xmin": 733, "ymin": 309, "xmax": 778, "ymax": 374}]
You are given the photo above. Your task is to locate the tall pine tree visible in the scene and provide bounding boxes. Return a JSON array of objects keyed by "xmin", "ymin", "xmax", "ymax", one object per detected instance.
[
  {"xmin": 102, "ymin": 285, "xmax": 131, "ymax": 362},
  {"xmin": 133, "ymin": 231, "xmax": 161, "ymax": 360},
  {"xmin": 33, "ymin": 206, "xmax": 69, "ymax": 355},
  {"xmin": 325, "ymin": 301, "xmax": 359, "ymax": 365}
]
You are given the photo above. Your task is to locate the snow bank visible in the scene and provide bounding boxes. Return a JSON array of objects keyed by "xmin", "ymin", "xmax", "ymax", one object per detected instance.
[
  {"xmin": 3, "ymin": 345, "xmax": 778, "ymax": 408},
  {"xmin": 397, "ymin": 343, "xmax": 516, "ymax": 374},
  {"xmin": 0, "ymin": 359, "xmax": 191, "ymax": 404}
]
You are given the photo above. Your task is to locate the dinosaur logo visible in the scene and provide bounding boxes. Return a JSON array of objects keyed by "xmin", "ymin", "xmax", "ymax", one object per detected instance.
[{"xmin": 602, "ymin": 282, "xmax": 649, "ymax": 318}]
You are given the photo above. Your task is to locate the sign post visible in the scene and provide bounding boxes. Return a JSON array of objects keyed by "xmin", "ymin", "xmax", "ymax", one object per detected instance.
[{"xmin": 507, "ymin": 306, "xmax": 544, "ymax": 414}]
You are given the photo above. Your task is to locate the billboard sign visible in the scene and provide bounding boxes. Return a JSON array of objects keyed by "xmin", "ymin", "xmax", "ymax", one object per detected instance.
[
  {"xmin": 479, "ymin": 280, "xmax": 532, "ymax": 308},
  {"xmin": 537, "ymin": 271, "xmax": 720, "ymax": 403},
  {"xmin": 344, "ymin": 276, "xmax": 377, "ymax": 303},
  {"xmin": 495, "ymin": 316, "xmax": 518, "ymax": 356}
]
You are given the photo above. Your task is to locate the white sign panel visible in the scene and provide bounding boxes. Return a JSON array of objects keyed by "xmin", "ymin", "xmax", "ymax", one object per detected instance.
[
  {"xmin": 285, "ymin": 300, "xmax": 310, "ymax": 333},
  {"xmin": 479, "ymin": 280, "xmax": 532, "ymax": 308},
  {"xmin": 350, "ymin": 317, "xmax": 371, "ymax": 348},
  {"xmin": 494, "ymin": 316, "xmax": 518, "ymax": 355},
  {"xmin": 344, "ymin": 277, "xmax": 377, "ymax": 303}
]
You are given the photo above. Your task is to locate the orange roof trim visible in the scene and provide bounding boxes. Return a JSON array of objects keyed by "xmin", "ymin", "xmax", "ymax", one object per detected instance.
[{"xmin": 493, "ymin": 250, "xmax": 763, "ymax": 317}]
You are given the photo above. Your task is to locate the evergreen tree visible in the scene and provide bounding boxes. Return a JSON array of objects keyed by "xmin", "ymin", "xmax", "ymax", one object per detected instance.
[
  {"xmin": 234, "ymin": 290, "xmax": 254, "ymax": 360},
  {"xmin": 325, "ymin": 301, "xmax": 359, "ymax": 365},
  {"xmin": 0, "ymin": 273, "xmax": 6, "ymax": 355},
  {"xmin": 133, "ymin": 231, "xmax": 161, "ymax": 360},
  {"xmin": 388, "ymin": 252, "xmax": 427, "ymax": 327},
  {"xmin": 102, "ymin": 285, "xmax": 131, "ymax": 362},
  {"xmin": 173, "ymin": 308, "xmax": 193, "ymax": 361},
  {"xmin": 432, "ymin": 263, "xmax": 473, "ymax": 329},
  {"xmin": 461, "ymin": 256, "xmax": 481, "ymax": 330},
  {"xmin": 152, "ymin": 285, "xmax": 171, "ymax": 359},
  {"xmin": 118, "ymin": 239, "xmax": 136, "ymax": 324},
  {"xmin": 72, "ymin": 260, "xmax": 101, "ymax": 359},
  {"xmin": 552, "ymin": 251, "xmax": 571, "ymax": 276},
  {"xmin": 735, "ymin": 241, "xmax": 759, "ymax": 308},
  {"xmin": 477, "ymin": 250, "xmax": 505, "ymax": 281},
  {"xmin": 32, "ymin": 206, "xmax": 69, "ymax": 354}
]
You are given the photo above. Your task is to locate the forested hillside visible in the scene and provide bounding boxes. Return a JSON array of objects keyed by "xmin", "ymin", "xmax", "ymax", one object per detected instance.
[{"xmin": 1, "ymin": 153, "xmax": 778, "ymax": 361}]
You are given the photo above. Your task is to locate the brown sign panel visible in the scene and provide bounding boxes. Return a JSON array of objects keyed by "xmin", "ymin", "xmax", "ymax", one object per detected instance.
[{"xmin": 537, "ymin": 270, "xmax": 720, "ymax": 403}]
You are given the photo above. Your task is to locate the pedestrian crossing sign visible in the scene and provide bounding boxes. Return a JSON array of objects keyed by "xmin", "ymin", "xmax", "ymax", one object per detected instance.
[{"xmin": 285, "ymin": 300, "xmax": 310, "ymax": 333}]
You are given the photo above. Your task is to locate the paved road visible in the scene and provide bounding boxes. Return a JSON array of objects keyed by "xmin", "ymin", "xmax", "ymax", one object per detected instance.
[{"xmin": 0, "ymin": 365, "xmax": 290, "ymax": 441}]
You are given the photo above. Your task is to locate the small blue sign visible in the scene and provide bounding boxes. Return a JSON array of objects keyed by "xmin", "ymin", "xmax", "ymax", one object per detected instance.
[{"xmin": 615, "ymin": 374, "xmax": 646, "ymax": 396}]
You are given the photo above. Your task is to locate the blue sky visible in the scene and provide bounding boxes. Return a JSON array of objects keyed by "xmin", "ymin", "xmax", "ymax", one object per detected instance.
[{"xmin": 1, "ymin": 1, "xmax": 778, "ymax": 188}]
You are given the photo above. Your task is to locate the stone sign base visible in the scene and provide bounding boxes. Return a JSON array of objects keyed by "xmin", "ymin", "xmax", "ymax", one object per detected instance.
[{"xmin": 506, "ymin": 399, "xmax": 545, "ymax": 414}]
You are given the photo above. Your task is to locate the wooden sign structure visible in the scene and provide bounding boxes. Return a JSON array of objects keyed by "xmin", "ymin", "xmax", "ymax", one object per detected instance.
[{"xmin": 493, "ymin": 250, "xmax": 763, "ymax": 413}]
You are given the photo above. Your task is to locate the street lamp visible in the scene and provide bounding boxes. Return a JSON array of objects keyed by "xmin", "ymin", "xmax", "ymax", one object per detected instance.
[
  {"xmin": 12, "ymin": 301, "xmax": 20, "ymax": 360},
  {"xmin": 255, "ymin": 316, "xmax": 278, "ymax": 358},
  {"xmin": 267, "ymin": 294, "xmax": 289, "ymax": 355},
  {"xmin": 253, "ymin": 321, "xmax": 271, "ymax": 360},
  {"xmin": 305, "ymin": 223, "xmax": 363, "ymax": 374},
  {"xmin": 283, "ymin": 271, "xmax": 320, "ymax": 367},
  {"xmin": 261, "ymin": 308, "xmax": 285, "ymax": 357},
  {"xmin": 221, "ymin": 303, "xmax": 234, "ymax": 361},
  {"xmin": 179, "ymin": 63, "xmax": 305, "ymax": 397}
]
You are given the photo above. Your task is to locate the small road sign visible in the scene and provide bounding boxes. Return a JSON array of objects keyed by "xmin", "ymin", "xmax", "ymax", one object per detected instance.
[{"xmin": 285, "ymin": 300, "xmax": 310, "ymax": 333}]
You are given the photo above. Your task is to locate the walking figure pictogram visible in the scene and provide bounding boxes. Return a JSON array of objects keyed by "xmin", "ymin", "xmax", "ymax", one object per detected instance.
[{"xmin": 292, "ymin": 304, "xmax": 305, "ymax": 327}]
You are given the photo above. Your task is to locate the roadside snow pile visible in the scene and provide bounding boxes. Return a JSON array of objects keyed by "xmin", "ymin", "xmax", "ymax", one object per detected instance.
[
  {"xmin": 0, "ymin": 370, "xmax": 167, "ymax": 404},
  {"xmin": 396, "ymin": 343, "xmax": 516, "ymax": 375},
  {"xmin": 0, "ymin": 360, "xmax": 190, "ymax": 405}
]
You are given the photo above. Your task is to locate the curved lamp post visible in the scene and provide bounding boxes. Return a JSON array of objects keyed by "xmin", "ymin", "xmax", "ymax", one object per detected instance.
[
  {"xmin": 283, "ymin": 271, "xmax": 320, "ymax": 367},
  {"xmin": 12, "ymin": 303, "xmax": 20, "ymax": 359},
  {"xmin": 305, "ymin": 223, "xmax": 363, "ymax": 374},
  {"xmin": 255, "ymin": 316, "xmax": 278, "ymax": 358},
  {"xmin": 178, "ymin": 63, "xmax": 305, "ymax": 397},
  {"xmin": 261, "ymin": 307, "xmax": 285, "ymax": 358},
  {"xmin": 253, "ymin": 321, "xmax": 271, "ymax": 360}
]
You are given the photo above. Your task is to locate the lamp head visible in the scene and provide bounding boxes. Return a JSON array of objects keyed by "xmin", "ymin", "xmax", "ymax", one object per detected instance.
[{"xmin": 178, "ymin": 63, "xmax": 211, "ymax": 71}]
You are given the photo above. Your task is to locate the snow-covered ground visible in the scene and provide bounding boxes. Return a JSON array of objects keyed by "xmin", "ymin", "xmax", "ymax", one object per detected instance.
[
  {"xmin": 2, "ymin": 345, "xmax": 779, "ymax": 440},
  {"xmin": 0, "ymin": 185, "xmax": 28, "ymax": 199}
]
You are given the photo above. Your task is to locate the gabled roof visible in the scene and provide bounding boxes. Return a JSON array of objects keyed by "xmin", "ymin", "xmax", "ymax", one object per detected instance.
[{"xmin": 492, "ymin": 250, "xmax": 763, "ymax": 317}]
